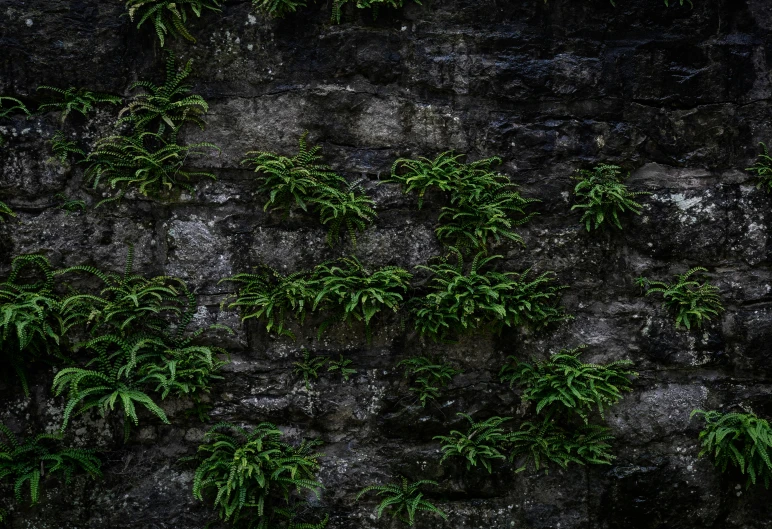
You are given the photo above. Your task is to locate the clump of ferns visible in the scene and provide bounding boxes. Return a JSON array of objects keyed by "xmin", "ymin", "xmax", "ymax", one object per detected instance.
[
  {"xmin": 331, "ymin": 0, "xmax": 423, "ymax": 24},
  {"xmin": 253, "ymin": 0, "xmax": 309, "ymax": 18},
  {"xmin": 223, "ymin": 257, "xmax": 411, "ymax": 343},
  {"xmin": 125, "ymin": 0, "xmax": 224, "ymax": 46},
  {"xmin": 49, "ymin": 131, "xmax": 86, "ymax": 165},
  {"xmin": 410, "ymin": 249, "xmax": 570, "ymax": 342},
  {"xmin": 636, "ymin": 267, "xmax": 724, "ymax": 330},
  {"xmin": 356, "ymin": 476, "xmax": 447, "ymax": 527},
  {"xmin": 746, "ymin": 142, "xmax": 772, "ymax": 193},
  {"xmin": 52, "ymin": 247, "xmax": 229, "ymax": 439},
  {"xmin": 36, "ymin": 86, "xmax": 121, "ymax": 124},
  {"xmin": 293, "ymin": 350, "xmax": 356, "ymax": 389},
  {"xmin": 398, "ymin": 356, "xmax": 461, "ymax": 407},
  {"xmin": 118, "ymin": 52, "xmax": 208, "ymax": 136},
  {"xmin": 242, "ymin": 132, "xmax": 376, "ymax": 247},
  {"xmin": 84, "ymin": 131, "xmax": 219, "ymax": 206},
  {"xmin": 571, "ymin": 164, "xmax": 650, "ymax": 232},
  {"xmin": 499, "ymin": 345, "xmax": 636, "ymax": 424},
  {"xmin": 0, "ymin": 424, "xmax": 102, "ymax": 507},
  {"xmin": 691, "ymin": 408, "xmax": 772, "ymax": 489},
  {"xmin": 189, "ymin": 422, "xmax": 327, "ymax": 529},
  {"xmin": 0, "ymin": 255, "xmax": 82, "ymax": 395},
  {"xmin": 389, "ymin": 151, "xmax": 538, "ymax": 253}
]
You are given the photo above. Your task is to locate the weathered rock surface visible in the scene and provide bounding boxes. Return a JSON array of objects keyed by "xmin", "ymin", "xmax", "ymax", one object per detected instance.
[{"xmin": 2, "ymin": 0, "xmax": 772, "ymax": 527}]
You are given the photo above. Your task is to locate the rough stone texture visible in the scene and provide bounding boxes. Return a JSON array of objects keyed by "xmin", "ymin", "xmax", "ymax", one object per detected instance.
[{"xmin": 1, "ymin": 0, "xmax": 772, "ymax": 527}]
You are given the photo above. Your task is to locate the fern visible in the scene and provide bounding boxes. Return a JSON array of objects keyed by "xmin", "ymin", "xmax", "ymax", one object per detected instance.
[
  {"xmin": 49, "ymin": 131, "xmax": 86, "ymax": 164},
  {"xmin": 84, "ymin": 131, "xmax": 219, "ymax": 206},
  {"xmin": 692, "ymin": 409, "xmax": 772, "ymax": 489},
  {"xmin": 327, "ymin": 354, "xmax": 356, "ymax": 381},
  {"xmin": 388, "ymin": 151, "xmax": 471, "ymax": 209},
  {"xmin": 434, "ymin": 413, "xmax": 511, "ymax": 473},
  {"xmin": 192, "ymin": 422, "xmax": 323, "ymax": 526},
  {"xmin": 412, "ymin": 250, "xmax": 569, "ymax": 342},
  {"xmin": 0, "ymin": 424, "xmax": 101, "ymax": 505},
  {"xmin": 637, "ymin": 267, "xmax": 724, "ymax": 330},
  {"xmin": 54, "ymin": 193, "xmax": 87, "ymax": 214},
  {"xmin": 293, "ymin": 349, "xmax": 327, "ymax": 390},
  {"xmin": 356, "ymin": 476, "xmax": 446, "ymax": 526},
  {"xmin": 125, "ymin": 0, "xmax": 224, "ymax": 46},
  {"xmin": 118, "ymin": 52, "xmax": 208, "ymax": 136},
  {"xmin": 331, "ymin": 0, "xmax": 422, "ymax": 23},
  {"xmin": 746, "ymin": 142, "xmax": 772, "ymax": 193},
  {"xmin": 398, "ymin": 356, "xmax": 461, "ymax": 407},
  {"xmin": 315, "ymin": 181, "xmax": 377, "ymax": 247},
  {"xmin": 311, "ymin": 256, "xmax": 411, "ymax": 341},
  {"xmin": 500, "ymin": 346, "xmax": 636, "ymax": 422},
  {"xmin": 571, "ymin": 164, "xmax": 650, "ymax": 231},
  {"xmin": 0, "ymin": 201, "xmax": 15, "ymax": 222},
  {"xmin": 253, "ymin": 0, "xmax": 308, "ymax": 17},
  {"xmin": 221, "ymin": 265, "xmax": 315, "ymax": 340},
  {"xmin": 37, "ymin": 86, "xmax": 121, "ymax": 123},
  {"xmin": 0, "ymin": 97, "xmax": 31, "ymax": 119}
]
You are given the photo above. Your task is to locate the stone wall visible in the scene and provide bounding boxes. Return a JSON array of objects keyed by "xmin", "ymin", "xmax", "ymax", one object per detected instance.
[{"xmin": 1, "ymin": 0, "xmax": 772, "ymax": 527}]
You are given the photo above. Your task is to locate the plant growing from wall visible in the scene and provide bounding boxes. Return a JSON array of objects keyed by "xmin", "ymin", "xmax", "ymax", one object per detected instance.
[
  {"xmin": 84, "ymin": 131, "xmax": 219, "ymax": 206},
  {"xmin": 412, "ymin": 250, "xmax": 569, "ymax": 342},
  {"xmin": 327, "ymin": 354, "xmax": 356, "ymax": 381},
  {"xmin": 0, "ymin": 201, "xmax": 15, "ymax": 221},
  {"xmin": 49, "ymin": 131, "xmax": 86, "ymax": 164},
  {"xmin": 691, "ymin": 409, "xmax": 772, "ymax": 489},
  {"xmin": 388, "ymin": 151, "xmax": 472, "ymax": 208},
  {"xmin": 311, "ymin": 257, "xmax": 411, "ymax": 341},
  {"xmin": 356, "ymin": 476, "xmax": 447, "ymax": 526},
  {"xmin": 191, "ymin": 422, "xmax": 324, "ymax": 527},
  {"xmin": 315, "ymin": 181, "xmax": 376, "ymax": 247},
  {"xmin": 499, "ymin": 346, "xmax": 636, "ymax": 422},
  {"xmin": 636, "ymin": 267, "xmax": 723, "ymax": 330},
  {"xmin": 746, "ymin": 142, "xmax": 772, "ymax": 193},
  {"xmin": 294, "ymin": 349, "xmax": 327, "ymax": 390},
  {"xmin": 398, "ymin": 356, "xmax": 461, "ymax": 407},
  {"xmin": 0, "ymin": 97, "xmax": 30, "ymax": 119},
  {"xmin": 125, "ymin": 0, "xmax": 224, "ymax": 46},
  {"xmin": 0, "ymin": 424, "xmax": 102, "ymax": 506},
  {"xmin": 434, "ymin": 413, "xmax": 511, "ymax": 473},
  {"xmin": 222, "ymin": 266, "xmax": 315, "ymax": 340},
  {"xmin": 571, "ymin": 164, "xmax": 650, "ymax": 231},
  {"xmin": 253, "ymin": 0, "xmax": 308, "ymax": 18},
  {"xmin": 118, "ymin": 53, "xmax": 208, "ymax": 135},
  {"xmin": 37, "ymin": 86, "xmax": 121, "ymax": 123},
  {"xmin": 54, "ymin": 194, "xmax": 87, "ymax": 214}
]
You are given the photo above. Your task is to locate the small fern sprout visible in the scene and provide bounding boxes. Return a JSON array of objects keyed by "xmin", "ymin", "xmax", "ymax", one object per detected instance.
[
  {"xmin": 125, "ymin": 0, "xmax": 224, "ymax": 46},
  {"xmin": 253, "ymin": 0, "xmax": 308, "ymax": 18},
  {"xmin": 746, "ymin": 142, "xmax": 772, "ymax": 193},
  {"xmin": 571, "ymin": 164, "xmax": 650, "ymax": 232},
  {"xmin": 638, "ymin": 267, "xmax": 724, "ymax": 330},
  {"xmin": 398, "ymin": 356, "xmax": 461, "ymax": 407},
  {"xmin": 0, "ymin": 97, "xmax": 31, "ymax": 119},
  {"xmin": 49, "ymin": 131, "xmax": 86, "ymax": 164},
  {"xmin": 0, "ymin": 201, "xmax": 16, "ymax": 222},
  {"xmin": 500, "ymin": 346, "xmax": 636, "ymax": 422},
  {"xmin": 692, "ymin": 409, "xmax": 772, "ymax": 489},
  {"xmin": 327, "ymin": 354, "xmax": 356, "ymax": 381},
  {"xmin": 54, "ymin": 194, "xmax": 87, "ymax": 215},
  {"xmin": 434, "ymin": 413, "xmax": 512, "ymax": 473},
  {"xmin": 191, "ymin": 422, "xmax": 323, "ymax": 525},
  {"xmin": 118, "ymin": 52, "xmax": 209, "ymax": 135},
  {"xmin": 36, "ymin": 86, "xmax": 121, "ymax": 123},
  {"xmin": 293, "ymin": 349, "xmax": 328, "ymax": 390},
  {"xmin": 355, "ymin": 476, "xmax": 447, "ymax": 526},
  {"xmin": 0, "ymin": 424, "xmax": 102, "ymax": 506}
]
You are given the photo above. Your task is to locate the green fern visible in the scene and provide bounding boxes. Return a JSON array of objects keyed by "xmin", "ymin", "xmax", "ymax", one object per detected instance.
[
  {"xmin": 49, "ymin": 131, "xmax": 86, "ymax": 164},
  {"xmin": 118, "ymin": 52, "xmax": 208, "ymax": 135},
  {"xmin": 746, "ymin": 142, "xmax": 772, "ymax": 193},
  {"xmin": 0, "ymin": 424, "xmax": 101, "ymax": 505},
  {"xmin": 500, "ymin": 346, "xmax": 636, "ymax": 422},
  {"xmin": 571, "ymin": 164, "xmax": 650, "ymax": 231},
  {"xmin": 84, "ymin": 131, "xmax": 219, "ymax": 206},
  {"xmin": 434, "ymin": 413, "xmax": 511, "ymax": 473},
  {"xmin": 332, "ymin": 0, "xmax": 422, "ymax": 23},
  {"xmin": 191, "ymin": 422, "xmax": 323, "ymax": 526},
  {"xmin": 387, "ymin": 151, "xmax": 471, "ymax": 209},
  {"xmin": 637, "ymin": 267, "xmax": 724, "ymax": 330},
  {"xmin": 253, "ymin": 0, "xmax": 307, "ymax": 17},
  {"xmin": 293, "ymin": 349, "xmax": 327, "ymax": 390},
  {"xmin": 54, "ymin": 193, "xmax": 87, "ymax": 214},
  {"xmin": 327, "ymin": 354, "xmax": 356, "ymax": 381},
  {"xmin": 0, "ymin": 97, "xmax": 31, "ymax": 119},
  {"xmin": 355, "ymin": 476, "xmax": 446, "ymax": 526},
  {"xmin": 412, "ymin": 250, "xmax": 569, "ymax": 342},
  {"xmin": 0, "ymin": 201, "xmax": 15, "ymax": 222},
  {"xmin": 37, "ymin": 86, "xmax": 121, "ymax": 123},
  {"xmin": 125, "ymin": 0, "xmax": 224, "ymax": 46},
  {"xmin": 692, "ymin": 409, "xmax": 772, "ymax": 489},
  {"xmin": 221, "ymin": 265, "xmax": 316, "ymax": 340},
  {"xmin": 311, "ymin": 256, "xmax": 411, "ymax": 341},
  {"xmin": 315, "ymin": 181, "xmax": 376, "ymax": 247},
  {"xmin": 398, "ymin": 356, "xmax": 461, "ymax": 407}
]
